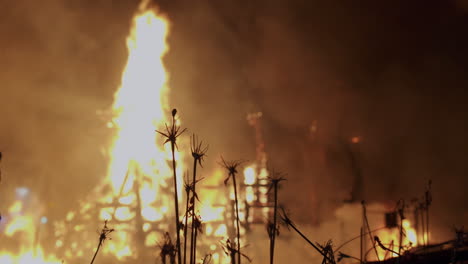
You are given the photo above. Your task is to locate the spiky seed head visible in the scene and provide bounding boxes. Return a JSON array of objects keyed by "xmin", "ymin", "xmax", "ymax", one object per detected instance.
[
  {"xmin": 99, "ymin": 220, "xmax": 114, "ymax": 243},
  {"xmin": 191, "ymin": 134, "xmax": 208, "ymax": 166}
]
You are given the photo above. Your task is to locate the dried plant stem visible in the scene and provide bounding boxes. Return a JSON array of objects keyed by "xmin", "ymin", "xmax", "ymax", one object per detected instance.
[
  {"xmin": 362, "ymin": 202, "xmax": 380, "ymax": 262},
  {"xmin": 418, "ymin": 207, "xmax": 425, "ymax": 245},
  {"xmin": 270, "ymin": 182, "xmax": 278, "ymax": 264},
  {"xmin": 190, "ymin": 158, "xmax": 198, "ymax": 264},
  {"xmin": 90, "ymin": 221, "xmax": 113, "ymax": 264},
  {"xmin": 426, "ymin": 208, "xmax": 429, "ymax": 246},
  {"xmin": 398, "ymin": 216, "xmax": 404, "ymax": 257},
  {"xmin": 232, "ymin": 172, "xmax": 241, "ymax": 264},
  {"xmin": 424, "ymin": 180, "xmax": 432, "ymax": 246},
  {"xmin": 156, "ymin": 109, "xmax": 186, "ymax": 264},
  {"xmin": 286, "ymin": 220, "xmax": 331, "ymax": 261},
  {"xmin": 230, "ymin": 250, "xmax": 236, "ymax": 264},
  {"xmin": 220, "ymin": 158, "xmax": 243, "ymax": 264},
  {"xmin": 184, "ymin": 184, "xmax": 190, "ymax": 264},
  {"xmin": 397, "ymin": 199, "xmax": 405, "ymax": 264},
  {"xmin": 193, "ymin": 222, "xmax": 199, "ymax": 264},
  {"xmin": 189, "ymin": 135, "xmax": 207, "ymax": 264},
  {"xmin": 89, "ymin": 239, "xmax": 103, "ymax": 264},
  {"xmin": 335, "ymin": 226, "xmax": 388, "ymax": 252},
  {"xmin": 171, "ymin": 141, "xmax": 182, "ymax": 264}
]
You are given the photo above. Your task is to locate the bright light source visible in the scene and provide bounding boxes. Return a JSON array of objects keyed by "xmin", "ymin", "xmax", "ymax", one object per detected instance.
[
  {"xmin": 41, "ymin": 216, "xmax": 48, "ymax": 224},
  {"xmin": 16, "ymin": 187, "xmax": 30, "ymax": 198}
]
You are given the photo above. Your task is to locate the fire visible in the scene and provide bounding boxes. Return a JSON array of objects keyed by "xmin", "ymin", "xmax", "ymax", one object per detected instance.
[
  {"xmin": 372, "ymin": 219, "xmax": 418, "ymax": 260},
  {"xmin": 0, "ymin": 248, "xmax": 61, "ymax": 264},
  {"xmin": 107, "ymin": 7, "xmax": 173, "ymax": 195},
  {"xmin": 1, "ymin": 199, "xmax": 61, "ymax": 264},
  {"xmin": 3, "ymin": 2, "xmax": 243, "ymax": 263},
  {"xmin": 98, "ymin": 4, "xmax": 186, "ymax": 259}
]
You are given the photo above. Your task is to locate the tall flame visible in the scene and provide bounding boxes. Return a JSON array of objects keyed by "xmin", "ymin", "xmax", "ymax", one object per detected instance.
[
  {"xmin": 99, "ymin": 6, "xmax": 184, "ymax": 259},
  {"xmin": 107, "ymin": 8, "xmax": 171, "ymax": 194}
]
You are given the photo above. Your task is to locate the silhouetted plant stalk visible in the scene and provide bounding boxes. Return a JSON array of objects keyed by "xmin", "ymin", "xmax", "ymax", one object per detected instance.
[
  {"xmin": 334, "ymin": 226, "xmax": 389, "ymax": 252},
  {"xmin": 374, "ymin": 236, "xmax": 400, "ymax": 257},
  {"xmin": 318, "ymin": 240, "xmax": 336, "ymax": 264},
  {"xmin": 156, "ymin": 108, "xmax": 186, "ymax": 264},
  {"xmin": 361, "ymin": 201, "xmax": 380, "ymax": 262},
  {"xmin": 220, "ymin": 157, "xmax": 244, "ymax": 264},
  {"xmin": 192, "ymin": 213, "xmax": 203, "ymax": 264},
  {"xmin": 424, "ymin": 180, "xmax": 432, "ymax": 246},
  {"xmin": 183, "ymin": 174, "xmax": 191, "ymax": 264},
  {"xmin": 190, "ymin": 134, "xmax": 207, "ymax": 264},
  {"xmin": 89, "ymin": 220, "xmax": 114, "ymax": 264},
  {"xmin": 337, "ymin": 251, "xmax": 361, "ymax": 263},
  {"xmin": 279, "ymin": 208, "xmax": 334, "ymax": 262},
  {"xmin": 267, "ymin": 173, "xmax": 286, "ymax": 264},
  {"xmin": 397, "ymin": 199, "xmax": 405, "ymax": 258}
]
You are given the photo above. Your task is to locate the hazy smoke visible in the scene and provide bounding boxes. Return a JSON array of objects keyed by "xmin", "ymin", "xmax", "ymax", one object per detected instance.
[
  {"xmin": 1, "ymin": 0, "xmax": 467, "ymax": 260},
  {"xmin": 162, "ymin": 0, "xmax": 468, "ymax": 231}
]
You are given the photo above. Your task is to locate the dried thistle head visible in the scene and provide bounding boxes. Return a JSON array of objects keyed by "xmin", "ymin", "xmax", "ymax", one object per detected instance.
[
  {"xmin": 267, "ymin": 170, "xmax": 287, "ymax": 193},
  {"xmin": 219, "ymin": 156, "xmax": 244, "ymax": 184},
  {"xmin": 183, "ymin": 173, "xmax": 203, "ymax": 209},
  {"xmin": 159, "ymin": 232, "xmax": 177, "ymax": 258},
  {"xmin": 191, "ymin": 134, "xmax": 208, "ymax": 167},
  {"xmin": 221, "ymin": 238, "xmax": 235, "ymax": 256},
  {"xmin": 98, "ymin": 220, "xmax": 114, "ymax": 243},
  {"xmin": 279, "ymin": 207, "xmax": 293, "ymax": 230},
  {"xmin": 155, "ymin": 108, "xmax": 187, "ymax": 149},
  {"xmin": 317, "ymin": 240, "xmax": 334, "ymax": 254},
  {"xmin": 266, "ymin": 220, "xmax": 279, "ymax": 240},
  {"xmin": 193, "ymin": 213, "xmax": 203, "ymax": 234},
  {"xmin": 221, "ymin": 238, "xmax": 252, "ymax": 262}
]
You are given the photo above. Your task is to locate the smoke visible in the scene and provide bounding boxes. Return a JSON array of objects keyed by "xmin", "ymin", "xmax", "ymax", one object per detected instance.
[
  {"xmin": 160, "ymin": 0, "xmax": 468, "ymax": 233},
  {"xmin": 1, "ymin": 0, "xmax": 467, "ymax": 261},
  {"xmin": 0, "ymin": 0, "xmax": 140, "ymax": 215}
]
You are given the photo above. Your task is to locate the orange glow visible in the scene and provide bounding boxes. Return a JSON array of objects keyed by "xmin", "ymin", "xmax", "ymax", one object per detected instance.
[
  {"xmin": 98, "ymin": 5, "xmax": 183, "ymax": 259},
  {"xmin": 1, "ymin": 199, "xmax": 61, "ymax": 264},
  {"xmin": 372, "ymin": 219, "xmax": 418, "ymax": 260}
]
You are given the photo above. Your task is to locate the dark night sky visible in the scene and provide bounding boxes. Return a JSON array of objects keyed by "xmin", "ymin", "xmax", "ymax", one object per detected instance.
[{"xmin": 1, "ymin": 0, "xmax": 467, "ymax": 234}]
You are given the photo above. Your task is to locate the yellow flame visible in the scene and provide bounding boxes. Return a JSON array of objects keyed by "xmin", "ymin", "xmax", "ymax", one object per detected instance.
[
  {"xmin": 243, "ymin": 166, "xmax": 256, "ymax": 185},
  {"xmin": 99, "ymin": 6, "xmax": 189, "ymax": 260},
  {"xmin": 8, "ymin": 200, "xmax": 23, "ymax": 214},
  {"xmin": 107, "ymin": 9, "xmax": 172, "ymax": 194},
  {"xmin": 5, "ymin": 216, "xmax": 33, "ymax": 237},
  {"xmin": 373, "ymin": 219, "xmax": 418, "ymax": 260},
  {"xmin": 0, "ymin": 248, "xmax": 61, "ymax": 264},
  {"xmin": 1, "ymin": 198, "xmax": 61, "ymax": 264}
]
